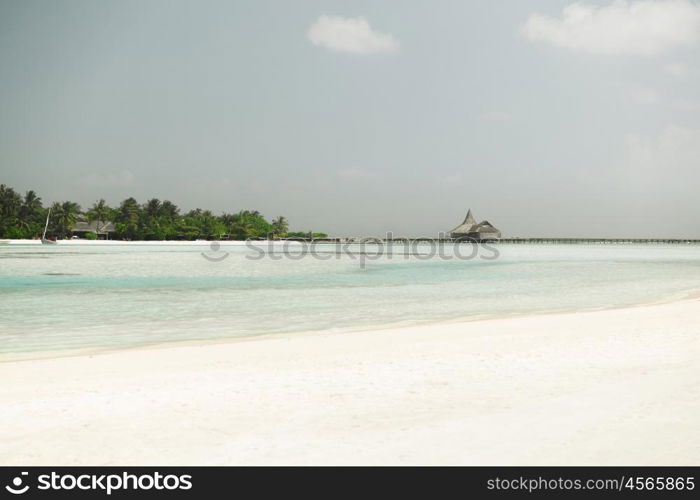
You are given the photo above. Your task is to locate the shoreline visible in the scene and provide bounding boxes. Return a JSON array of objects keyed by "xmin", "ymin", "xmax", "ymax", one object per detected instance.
[
  {"xmin": 2, "ymin": 297, "xmax": 699, "ymax": 465},
  {"xmin": 4, "ymin": 238, "xmax": 700, "ymax": 245},
  {"xmin": 3, "ymin": 288, "xmax": 699, "ymax": 364},
  {"xmin": 1, "ymin": 239, "xmax": 253, "ymax": 245}
]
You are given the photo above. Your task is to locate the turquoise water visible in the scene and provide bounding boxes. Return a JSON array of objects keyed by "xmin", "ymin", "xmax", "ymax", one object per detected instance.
[{"xmin": 1, "ymin": 242, "xmax": 700, "ymax": 359}]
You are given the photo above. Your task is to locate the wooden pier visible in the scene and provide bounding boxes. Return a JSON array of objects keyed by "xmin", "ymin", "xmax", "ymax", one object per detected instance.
[
  {"xmin": 495, "ymin": 238, "xmax": 700, "ymax": 245},
  {"xmin": 286, "ymin": 237, "xmax": 700, "ymax": 245}
]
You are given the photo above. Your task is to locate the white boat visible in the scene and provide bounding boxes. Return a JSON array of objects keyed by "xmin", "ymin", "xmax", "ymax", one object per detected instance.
[{"xmin": 41, "ymin": 208, "xmax": 57, "ymax": 244}]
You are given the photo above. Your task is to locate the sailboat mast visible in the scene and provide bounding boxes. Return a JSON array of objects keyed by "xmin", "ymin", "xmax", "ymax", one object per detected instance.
[{"xmin": 42, "ymin": 208, "xmax": 51, "ymax": 240}]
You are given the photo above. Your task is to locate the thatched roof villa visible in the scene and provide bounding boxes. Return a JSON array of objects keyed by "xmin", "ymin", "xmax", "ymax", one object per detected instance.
[
  {"xmin": 71, "ymin": 220, "xmax": 116, "ymax": 239},
  {"xmin": 449, "ymin": 209, "xmax": 501, "ymax": 241}
]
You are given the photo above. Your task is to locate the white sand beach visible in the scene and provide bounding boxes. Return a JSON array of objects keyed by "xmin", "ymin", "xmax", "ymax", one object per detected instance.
[{"xmin": 1, "ymin": 298, "xmax": 699, "ymax": 465}]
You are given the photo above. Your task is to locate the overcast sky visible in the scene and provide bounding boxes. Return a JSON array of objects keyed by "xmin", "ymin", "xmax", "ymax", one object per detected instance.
[{"xmin": 1, "ymin": 0, "xmax": 699, "ymax": 237}]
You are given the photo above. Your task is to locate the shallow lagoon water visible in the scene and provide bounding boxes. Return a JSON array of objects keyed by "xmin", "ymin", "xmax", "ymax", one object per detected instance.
[{"xmin": 1, "ymin": 242, "xmax": 700, "ymax": 358}]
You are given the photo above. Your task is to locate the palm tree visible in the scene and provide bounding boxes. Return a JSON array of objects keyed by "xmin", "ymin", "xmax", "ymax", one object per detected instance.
[
  {"xmin": 0, "ymin": 185, "xmax": 21, "ymax": 236},
  {"xmin": 199, "ymin": 212, "xmax": 219, "ymax": 239},
  {"xmin": 52, "ymin": 201, "xmax": 81, "ymax": 238},
  {"xmin": 12, "ymin": 190, "xmax": 42, "ymax": 235},
  {"xmin": 159, "ymin": 200, "xmax": 179, "ymax": 220},
  {"xmin": 0, "ymin": 183, "xmax": 318, "ymax": 241},
  {"xmin": 271, "ymin": 216, "xmax": 289, "ymax": 239},
  {"xmin": 226, "ymin": 212, "xmax": 253, "ymax": 240},
  {"xmin": 132, "ymin": 199, "xmax": 162, "ymax": 239},
  {"xmin": 115, "ymin": 198, "xmax": 141, "ymax": 240},
  {"xmin": 116, "ymin": 198, "xmax": 140, "ymax": 221},
  {"xmin": 0, "ymin": 184, "xmax": 21, "ymax": 219},
  {"xmin": 87, "ymin": 199, "xmax": 111, "ymax": 235},
  {"xmin": 22, "ymin": 190, "xmax": 42, "ymax": 213},
  {"xmin": 144, "ymin": 198, "xmax": 161, "ymax": 218},
  {"xmin": 220, "ymin": 212, "xmax": 237, "ymax": 227}
]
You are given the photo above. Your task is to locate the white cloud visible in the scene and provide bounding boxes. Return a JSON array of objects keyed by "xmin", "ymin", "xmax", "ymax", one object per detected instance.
[
  {"xmin": 625, "ymin": 125, "xmax": 700, "ymax": 185},
  {"xmin": 336, "ymin": 168, "xmax": 382, "ymax": 181},
  {"xmin": 522, "ymin": 0, "xmax": 700, "ymax": 55},
  {"xmin": 666, "ymin": 61, "xmax": 689, "ymax": 76},
  {"xmin": 636, "ymin": 87, "xmax": 659, "ymax": 103},
  {"xmin": 671, "ymin": 98, "xmax": 700, "ymax": 110},
  {"xmin": 434, "ymin": 172, "xmax": 464, "ymax": 187},
  {"xmin": 307, "ymin": 15, "xmax": 399, "ymax": 54},
  {"xmin": 666, "ymin": 61, "xmax": 694, "ymax": 77},
  {"xmin": 478, "ymin": 111, "xmax": 514, "ymax": 123},
  {"xmin": 79, "ymin": 170, "xmax": 135, "ymax": 187}
]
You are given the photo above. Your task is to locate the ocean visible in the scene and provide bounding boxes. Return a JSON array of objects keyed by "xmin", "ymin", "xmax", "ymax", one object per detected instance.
[{"xmin": 1, "ymin": 241, "xmax": 699, "ymax": 359}]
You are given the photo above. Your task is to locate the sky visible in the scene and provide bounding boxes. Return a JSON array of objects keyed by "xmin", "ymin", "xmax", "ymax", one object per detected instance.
[{"xmin": 1, "ymin": 0, "xmax": 699, "ymax": 238}]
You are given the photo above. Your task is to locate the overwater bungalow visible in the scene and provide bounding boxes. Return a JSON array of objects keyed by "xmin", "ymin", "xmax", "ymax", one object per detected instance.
[{"xmin": 449, "ymin": 209, "xmax": 501, "ymax": 241}]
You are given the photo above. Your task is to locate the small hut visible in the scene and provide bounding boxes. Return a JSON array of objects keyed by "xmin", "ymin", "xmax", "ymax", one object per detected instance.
[
  {"xmin": 449, "ymin": 209, "xmax": 501, "ymax": 241},
  {"xmin": 71, "ymin": 220, "xmax": 116, "ymax": 239}
]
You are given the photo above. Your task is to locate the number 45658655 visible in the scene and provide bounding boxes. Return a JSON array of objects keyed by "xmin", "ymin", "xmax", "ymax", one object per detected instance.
[{"xmin": 625, "ymin": 477, "xmax": 695, "ymax": 491}]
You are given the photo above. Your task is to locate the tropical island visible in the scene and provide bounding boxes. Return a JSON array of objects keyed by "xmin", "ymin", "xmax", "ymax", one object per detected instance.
[{"xmin": 0, "ymin": 184, "xmax": 327, "ymax": 241}]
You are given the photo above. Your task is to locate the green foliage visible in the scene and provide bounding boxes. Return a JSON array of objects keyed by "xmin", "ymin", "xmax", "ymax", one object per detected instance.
[
  {"xmin": 271, "ymin": 216, "xmax": 289, "ymax": 239},
  {"xmin": 0, "ymin": 184, "xmax": 325, "ymax": 240},
  {"xmin": 287, "ymin": 231, "xmax": 329, "ymax": 239},
  {"xmin": 114, "ymin": 197, "xmax": 141, "ymax": 240},
  {"xmin": 0, "ymin": 185, "xmax": 45, "ymax": 238},
  {"xmin": 87, "ymin": 199, "xmax": 114, "ymax": 235},
  {"xmin": 49, "ymin": 201, "xmax": 81, "ymax": 238},
  {"xmin": 222, "ymin": 210, "xmax": 272, "ymax": 240},
  {"xmin": 3, "ymin": 226, "xmax": 29, "ymax": 239}
]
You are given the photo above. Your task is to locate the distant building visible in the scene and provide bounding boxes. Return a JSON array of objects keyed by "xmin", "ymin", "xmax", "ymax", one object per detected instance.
[
  {"xmin": 449, "ymin": 209, "xmax": 501, "ymax": 241},
  {"xmin": 71, "ymin": 220, "xmax": 116, "ymax": 239}
]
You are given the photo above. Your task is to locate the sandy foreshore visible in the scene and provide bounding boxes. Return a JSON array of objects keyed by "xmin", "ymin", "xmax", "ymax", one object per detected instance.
[
  {"xmin": 1, "ymin": 299, "xmax": 699, "ymax": 465},
  {"xmin": 0, "ymin": 239, "xmax": 247, "ymax": 245}
]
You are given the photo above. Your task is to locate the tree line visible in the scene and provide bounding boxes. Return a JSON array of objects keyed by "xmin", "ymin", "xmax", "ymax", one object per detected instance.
[{"xmin": 0, "ymin": 184, "xmax": 327, "ymax": 240}]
